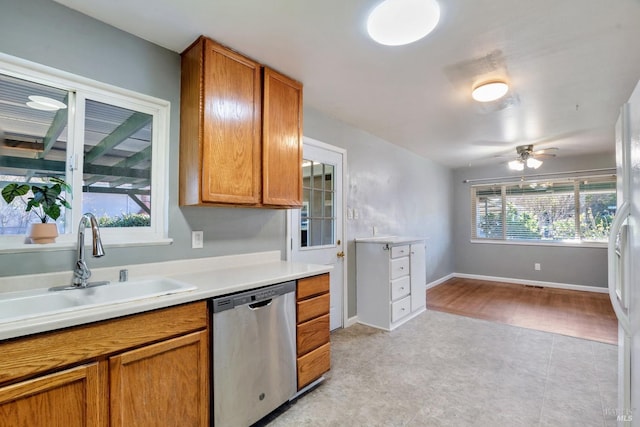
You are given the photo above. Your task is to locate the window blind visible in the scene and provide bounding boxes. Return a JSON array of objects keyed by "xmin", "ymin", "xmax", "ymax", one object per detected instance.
[{"xmin": 471, "ymin": 176, "xmax": 616, "ymax": 243}]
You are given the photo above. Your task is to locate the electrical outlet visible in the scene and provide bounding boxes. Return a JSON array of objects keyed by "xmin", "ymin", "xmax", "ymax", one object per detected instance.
[
  {"xmin": 353, "ymin": 209, "xmax": 359, "ymax": 219},
  {"xmin": 534, "ymin": 263, "xmax": 541, "ymax": 271},
  {"xmin": 192, "ymin": 231, "xmax": 204, "ymax": 249}
]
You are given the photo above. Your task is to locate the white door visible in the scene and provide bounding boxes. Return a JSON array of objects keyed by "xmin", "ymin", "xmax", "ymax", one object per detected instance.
[{"xmin": 290, "ymin": 137, "xmax": 345, "ymax": 330}]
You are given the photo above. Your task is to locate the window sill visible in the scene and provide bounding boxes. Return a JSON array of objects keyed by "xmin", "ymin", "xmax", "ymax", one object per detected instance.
[
  {"xmin": 469, "ymin": 239, "xmax": 607, "ymax": 249},
  {"xmin": 0, "ymin": 235, "xmax": 173, "ymax": 254}
]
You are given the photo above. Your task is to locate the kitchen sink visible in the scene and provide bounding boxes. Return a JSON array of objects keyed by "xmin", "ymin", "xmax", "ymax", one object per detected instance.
[{"xmin": 0, "ymin": 278, "xmax": 196, "ymax": 323}]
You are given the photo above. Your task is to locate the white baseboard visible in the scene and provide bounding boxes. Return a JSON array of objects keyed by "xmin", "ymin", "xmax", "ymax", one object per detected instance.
[
  {"xmin": 450, "ymin": 272, "xmax": 608, "ymax": 294},
  {"xmin": 426, "ymin": 273, "xmax": 455, "ymax": 290},
  {"xmin": 344, "ymin": 316, "xmax": 359, "ymax": 328}
]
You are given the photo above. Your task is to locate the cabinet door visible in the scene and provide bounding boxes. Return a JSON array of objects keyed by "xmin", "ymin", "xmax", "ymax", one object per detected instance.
[
  {"xmin": 410, "ymin": 243, "xmax": 427, "ymax": 311},
  {"xmin": 0, "ymin": 363, "xmax": 101, "ymax": 427},
  {"xmin": 202, "ymin": 39, "xmax": 262, "ymax": 204},
  {"xmin": 109, "ymin": 331, "xmax": 209, "ymax": 427},
  {"xmin": 262, "ymin": 67, "xmax": 303, "ymax": 207}
]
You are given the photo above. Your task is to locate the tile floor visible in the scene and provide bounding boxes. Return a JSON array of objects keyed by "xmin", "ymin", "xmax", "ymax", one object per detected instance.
[{"xmin": 264, "ymin": 310, "xmax": 618, "ymax": 427}]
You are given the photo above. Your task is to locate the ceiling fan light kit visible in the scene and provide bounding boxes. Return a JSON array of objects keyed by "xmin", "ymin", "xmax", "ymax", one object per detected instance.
[
  {"xmin": 526, "ymin": 157, "xmax": 543, "ymax": 169},
  {"xmin": 507, "ymin": 144, "xmax": 550, "ymax": 171},
  {"xmin": 508, "ymin": 159, "xmax": 525, "ymax": 171},
  {"xmin": 472, "ymin": 80, "xmax": 509, "ymax": 102},
  {"xmin": 367, "ymin": 0, "xmax": 440, "ymax": 46}
]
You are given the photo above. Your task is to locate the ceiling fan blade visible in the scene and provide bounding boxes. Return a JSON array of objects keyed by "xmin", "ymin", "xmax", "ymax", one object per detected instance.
[
  {"xmin": 534, "ymin": 153, "xmax": 557, "ymax": 159},
  {"xmin": 533, "ymin": 147, "xmax": 559, "ymax": 154}
]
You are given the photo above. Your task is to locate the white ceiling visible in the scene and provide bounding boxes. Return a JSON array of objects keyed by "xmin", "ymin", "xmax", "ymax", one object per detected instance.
[{"xmin": 54, "ymin": 0, "xmax": 640, "ymax": 168}]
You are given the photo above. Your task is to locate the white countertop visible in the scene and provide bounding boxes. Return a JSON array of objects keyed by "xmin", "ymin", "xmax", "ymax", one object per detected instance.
[
  {"xmin": 355, "ymin": 236, "xmax": 426, "ymax": 245},
  {"xmin": 0, "ymin": 251, "xmax": 331, "ymax": 341}
]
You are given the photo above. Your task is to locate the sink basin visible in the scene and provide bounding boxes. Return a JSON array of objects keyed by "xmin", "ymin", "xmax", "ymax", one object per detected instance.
[
  {"xmin": 0, "ymin": 292, "xmax": 85, "ymax": 323},
  {"xmin": 0, "ymin": 278, "xmax": 196, "ymax": 324}
]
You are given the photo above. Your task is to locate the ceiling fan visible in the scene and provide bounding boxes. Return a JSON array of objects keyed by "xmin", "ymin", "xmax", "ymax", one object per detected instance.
[{"xmin": 508, "ymin": 144, "xmax": 557, "ymax": 171}]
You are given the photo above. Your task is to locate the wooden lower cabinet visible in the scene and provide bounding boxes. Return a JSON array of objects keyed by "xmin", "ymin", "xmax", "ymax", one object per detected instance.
[
  {"xmin": 0, "ymin": 302, "xmax": 209, "ymax": 427},
  {"xmin": 110, "ymin": 331, "xmax": 209, "ymax": 427},
  {"xmin": 0, "ymin": 363, "xmax": 101, "ymax": 426},
  {"xmin": 296, "ymin": 274, "xmax": 331, "ymax": 390},
  {"xmin": 297, "ymin": 342, "xmax": 331, "ymax": 390}
]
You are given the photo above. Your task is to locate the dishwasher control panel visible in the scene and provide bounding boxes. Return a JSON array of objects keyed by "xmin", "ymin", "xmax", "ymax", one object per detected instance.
[{"xmin": 211, "ymin": 280, "xmax": 296, "ymax": 313}]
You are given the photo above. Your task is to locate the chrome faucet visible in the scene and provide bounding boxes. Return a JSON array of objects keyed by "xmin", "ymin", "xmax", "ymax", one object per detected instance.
[{"xmin": 72, "ymin": 213, "xmax": 105, "ymax": 288}]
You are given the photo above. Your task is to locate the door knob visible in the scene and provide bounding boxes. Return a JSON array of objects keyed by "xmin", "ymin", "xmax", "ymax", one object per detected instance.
[{"xmin": 337, "ymin": 251, "xmax": 345, "ymax": 258}]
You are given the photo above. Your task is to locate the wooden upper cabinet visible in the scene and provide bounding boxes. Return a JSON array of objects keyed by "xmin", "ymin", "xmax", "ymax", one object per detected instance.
[
  {"xmin": 180, "ymin": 36, "xmax": 262, "ymax": 206},
  {"xmin": 180, "ymin": 36, "xmax": 303, "ymax": 208},
  {"xmin": 262, "ymin": 67, "xmax": 303, "ymax": 207}
]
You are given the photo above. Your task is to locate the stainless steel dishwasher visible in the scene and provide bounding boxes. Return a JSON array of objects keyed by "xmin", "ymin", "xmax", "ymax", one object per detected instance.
[{"xmin": 212, "ymin": 281, "xmax": 297, "ymax": 427}]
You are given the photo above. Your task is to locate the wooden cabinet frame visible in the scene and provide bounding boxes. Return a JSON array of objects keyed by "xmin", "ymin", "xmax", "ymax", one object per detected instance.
[
  {"xmin": 296, "ymin": 274, "xmax": 331, "ymax": 389},
  {"xmin": 0, "ymin": 302, "xmax": 209, "ymax": 426},
  {"xmin": 180, "ymin": 36, "xmax": 303, "ymax": 208}
]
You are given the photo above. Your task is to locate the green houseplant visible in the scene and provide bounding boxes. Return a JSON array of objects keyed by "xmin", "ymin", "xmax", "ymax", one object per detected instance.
[{"xmin": 1, "ymin": 177, "xmax": 71, "ymax": 243}]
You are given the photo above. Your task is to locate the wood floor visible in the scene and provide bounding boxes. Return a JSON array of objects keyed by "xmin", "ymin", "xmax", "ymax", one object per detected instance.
[{"xmin": 426, "ymin": 277, "xmax": 618, "ymax": 345}]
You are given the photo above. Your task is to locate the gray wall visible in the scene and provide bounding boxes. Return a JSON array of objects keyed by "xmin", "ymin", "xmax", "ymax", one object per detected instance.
[
  {"xmin": 452, "ymin": 152, "xmax": 616, "ymax": 288},
  {"xmin": 0, "ymin": 0, "xmax": 456, "ymax": 320},
  {"xmin": 304, "ymin": 107, "xmax": 455, "ymax": 316},
  {"xmin": 0, "ymin": 0, "xmax": 287, "ymax": 276}
]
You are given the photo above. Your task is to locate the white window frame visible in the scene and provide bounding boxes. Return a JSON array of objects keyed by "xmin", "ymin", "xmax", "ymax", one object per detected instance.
[
  {"xmin": 470, "ymin": 175, "xmax": 616, "ymax": 248},
  {"xmin": 0, "ymin": 53, "xmax": 171, "ymax": 253}
]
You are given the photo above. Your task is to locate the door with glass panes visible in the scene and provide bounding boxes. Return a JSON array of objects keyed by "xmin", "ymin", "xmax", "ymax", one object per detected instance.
[{"xmin": 291, "ymin": 138, "xmax": 344, "ymax": 330}]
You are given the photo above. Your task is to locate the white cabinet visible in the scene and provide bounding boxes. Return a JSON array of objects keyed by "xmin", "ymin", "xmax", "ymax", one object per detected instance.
[
  {"xmin": 356, "ymin": 237, "xmax": 427, "ymax": 331},
  {"xmin": 410, "ymin": 242, "xmax": 426, "ymax": 312}
]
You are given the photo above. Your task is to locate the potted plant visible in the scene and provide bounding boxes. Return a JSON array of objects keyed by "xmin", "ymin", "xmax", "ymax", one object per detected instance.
[{"xmin": 1, "ymin": 177, "xmax": 71, "ymax": 243}]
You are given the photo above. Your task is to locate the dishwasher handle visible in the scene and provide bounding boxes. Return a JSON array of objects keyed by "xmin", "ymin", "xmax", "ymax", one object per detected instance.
[
  {"xmin": 212, "ymin": 280, "xmax": 296, "ymax": 313},
  {"xmin": 248, "ymin": 299, "xmax": 273, "ymax": 310}
]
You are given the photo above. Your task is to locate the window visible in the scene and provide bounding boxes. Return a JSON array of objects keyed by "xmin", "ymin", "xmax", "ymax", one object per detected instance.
[
  {"xmin": 300, "ymin": 160, "xmax": 335, "ymax": 247},
  {"xmin": 471, "ymin": 176, "xmax": 616, "ymax": 244},
  {"xmin": 0, "ymin": 54, "xmax": 170, "ymax": 249}
]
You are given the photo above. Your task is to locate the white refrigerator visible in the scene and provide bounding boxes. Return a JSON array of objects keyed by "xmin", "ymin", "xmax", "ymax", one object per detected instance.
[{"xmin": 610, "ymin": 79, "xmax": 640, "ymax": 426}]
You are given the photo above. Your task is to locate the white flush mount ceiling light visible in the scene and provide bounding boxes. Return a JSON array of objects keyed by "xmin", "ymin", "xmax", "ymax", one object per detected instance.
[
  {"xmin": 367, "ymin": 0, "xmax": 441, "ymax": 46},
  {"xmin": 471, "ymin": 80, "xmax": 509, "ymax": 102},
  {"xmin": 26, "ymin": 95, "xmax": 67, "ymax": 111}
]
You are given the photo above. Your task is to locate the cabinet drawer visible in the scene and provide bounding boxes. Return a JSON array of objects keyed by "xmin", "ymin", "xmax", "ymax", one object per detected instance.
[
  {"xmin": 297, "ymin": 314, "xmax": 330, "ymax": 356},
  {"xmin": 391, "ymin": 276, "xmax": 411, "ymax": 301},
  {"xmin": 390, "ymin": 257, "xmax": 409, "ymax": 280},
  {"xmin": 391, "ymin": 296, "xmax": 411, "ymax": 323},
  {"xmin": 297, "ymin": 293, "xmax": 330, "ymax": 323},
  {"xmin": 297, "ymin": 274, "xmax": 330, "ymax": 300},
  {"xmin": 297, "ymin": 342, "xmax": 330, "ymax": 390},
  {"xmin": 391, "ymin": 245, "xmax": 410, "ymax": 258}
]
